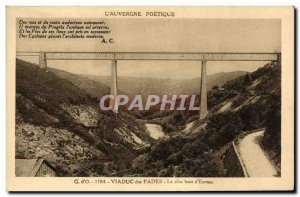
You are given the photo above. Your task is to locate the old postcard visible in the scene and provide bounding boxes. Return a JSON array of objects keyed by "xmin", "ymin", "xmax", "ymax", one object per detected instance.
[{"xmin": 6, "ymin": 6, "xmax": 294, "ymax": 191}]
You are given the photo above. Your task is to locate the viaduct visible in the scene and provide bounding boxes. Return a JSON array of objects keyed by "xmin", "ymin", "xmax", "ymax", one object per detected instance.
[{"xmin": 16, "ymin": 51, "xmax": 281, "ymax": 120}]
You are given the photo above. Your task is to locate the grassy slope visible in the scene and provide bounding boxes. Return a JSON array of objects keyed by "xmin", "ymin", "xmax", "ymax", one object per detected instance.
[
  {"xmin": 131, "ymin": 61, "xmax": 281, "ymax": 176},
  {"xmin": 48, "ymin": 67, "xmax": 110, "ymax": 98},
  {"xmin": 15, "ymin": 59, "xmax": 151, "ymax": 176}
]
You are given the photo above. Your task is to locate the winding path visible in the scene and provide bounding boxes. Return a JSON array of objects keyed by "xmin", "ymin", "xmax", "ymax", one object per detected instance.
[{"xmin": 237, "ymin": 130, "xmax": 278, "ymax": 177}]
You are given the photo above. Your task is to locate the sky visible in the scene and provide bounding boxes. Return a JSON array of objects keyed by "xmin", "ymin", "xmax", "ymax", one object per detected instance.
[{"xmin": 17, "ymin": 19, "xmax": 281, "ymax": 79}]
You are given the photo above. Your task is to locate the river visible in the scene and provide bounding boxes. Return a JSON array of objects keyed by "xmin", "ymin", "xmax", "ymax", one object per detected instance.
[{"xmin": 145, "ymin": 123, "xmax": 165, "ymax": 139}]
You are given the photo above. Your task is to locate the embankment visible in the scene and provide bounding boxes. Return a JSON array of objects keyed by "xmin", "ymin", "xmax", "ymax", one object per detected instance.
[{"xmin": 224, "ymin": 142, "xmax": 248, "ymax": 177}]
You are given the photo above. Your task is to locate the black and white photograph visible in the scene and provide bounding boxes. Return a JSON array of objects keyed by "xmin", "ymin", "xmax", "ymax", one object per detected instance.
[{"xmin": 6, "ymin": 6, "xmax": 294, "ymax": 191}]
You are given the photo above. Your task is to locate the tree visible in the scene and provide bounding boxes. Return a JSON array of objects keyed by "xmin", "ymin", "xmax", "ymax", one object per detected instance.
[{"xmin": 212, "ymin": 85, "xmax": 219, "ymax": 91}]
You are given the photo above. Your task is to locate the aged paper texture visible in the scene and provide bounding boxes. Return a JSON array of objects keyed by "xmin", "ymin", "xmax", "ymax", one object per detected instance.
[{"xmin": 7, "ymin": 6, "xmax": 294, "ymax": 191}]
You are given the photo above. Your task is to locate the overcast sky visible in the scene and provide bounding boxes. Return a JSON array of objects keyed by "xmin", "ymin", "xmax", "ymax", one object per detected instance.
[{"xmin": 17, "ymin": 19, "xmax": 281, "ymax": 79}]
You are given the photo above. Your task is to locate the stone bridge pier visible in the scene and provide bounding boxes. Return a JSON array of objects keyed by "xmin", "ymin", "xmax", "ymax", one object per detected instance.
[
  {"xmin": 39, "ymin": 52, "xmax": 47, "ymax": 69},
  {"xmin": 107, "ymin": 58, "xmax": 208, "ymax": 119},
  {"xmin": 109, "ymin": 59, "xmax": 118, "ymax": 113},
  {"xmin": 199, "ymin": 60, "xmax": 208, "ymax": 120}
]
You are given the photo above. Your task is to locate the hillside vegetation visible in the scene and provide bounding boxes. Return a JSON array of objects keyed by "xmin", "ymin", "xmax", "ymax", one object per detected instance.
[
  {"xmin": 16, "ymin": 59, "xmax": 152, "ymax": 176},
  {"xmin": 15, "ymin": 59, "xmax": 281, "ymax": 177},
  {"xmin": 130, "ymin": 61, "xmax": 281, "ymax": 176}
]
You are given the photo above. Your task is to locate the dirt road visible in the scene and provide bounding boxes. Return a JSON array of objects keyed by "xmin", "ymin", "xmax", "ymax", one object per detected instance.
[{"xmin": 237, "ymin": 130, "xmax": 278, "ymax": 177}]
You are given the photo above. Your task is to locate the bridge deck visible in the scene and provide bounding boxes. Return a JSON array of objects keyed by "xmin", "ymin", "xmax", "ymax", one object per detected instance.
[{"xmin": 16, "ymin": 52, "xmax": 280, "ymax": 61}]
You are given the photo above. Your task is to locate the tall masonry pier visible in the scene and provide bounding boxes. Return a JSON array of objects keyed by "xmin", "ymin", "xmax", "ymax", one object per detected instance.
[
  {"xmin": 109, "ymin": 59, "xmax": 118, "ymax": 113},
  {"xmin": 199, "ymin": 60, "xmax": 208, "ymax": 120},
  {"xmin": 39, "ymin": 52, "xmax": 47, "ymax": 69}
]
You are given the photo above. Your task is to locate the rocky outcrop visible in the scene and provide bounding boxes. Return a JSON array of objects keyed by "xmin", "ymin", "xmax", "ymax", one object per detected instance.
[
  {"xmin": 16, "ymin": 123, "xmax": 104, "ymax": 176},
  {"xmin": 60, "ymin": 103, "xmax": 100, "ymax": 127}
]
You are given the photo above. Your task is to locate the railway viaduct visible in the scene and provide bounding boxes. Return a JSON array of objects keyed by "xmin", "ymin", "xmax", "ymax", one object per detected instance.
[{"xmin": 16, "ymin": 51, "xmax": 280, "ymax": 120}]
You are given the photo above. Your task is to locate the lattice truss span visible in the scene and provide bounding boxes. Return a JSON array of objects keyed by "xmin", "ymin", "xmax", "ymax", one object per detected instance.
[{"xmin": 16, "ymin": 52, "xmax": 280, "ymax": 61}]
